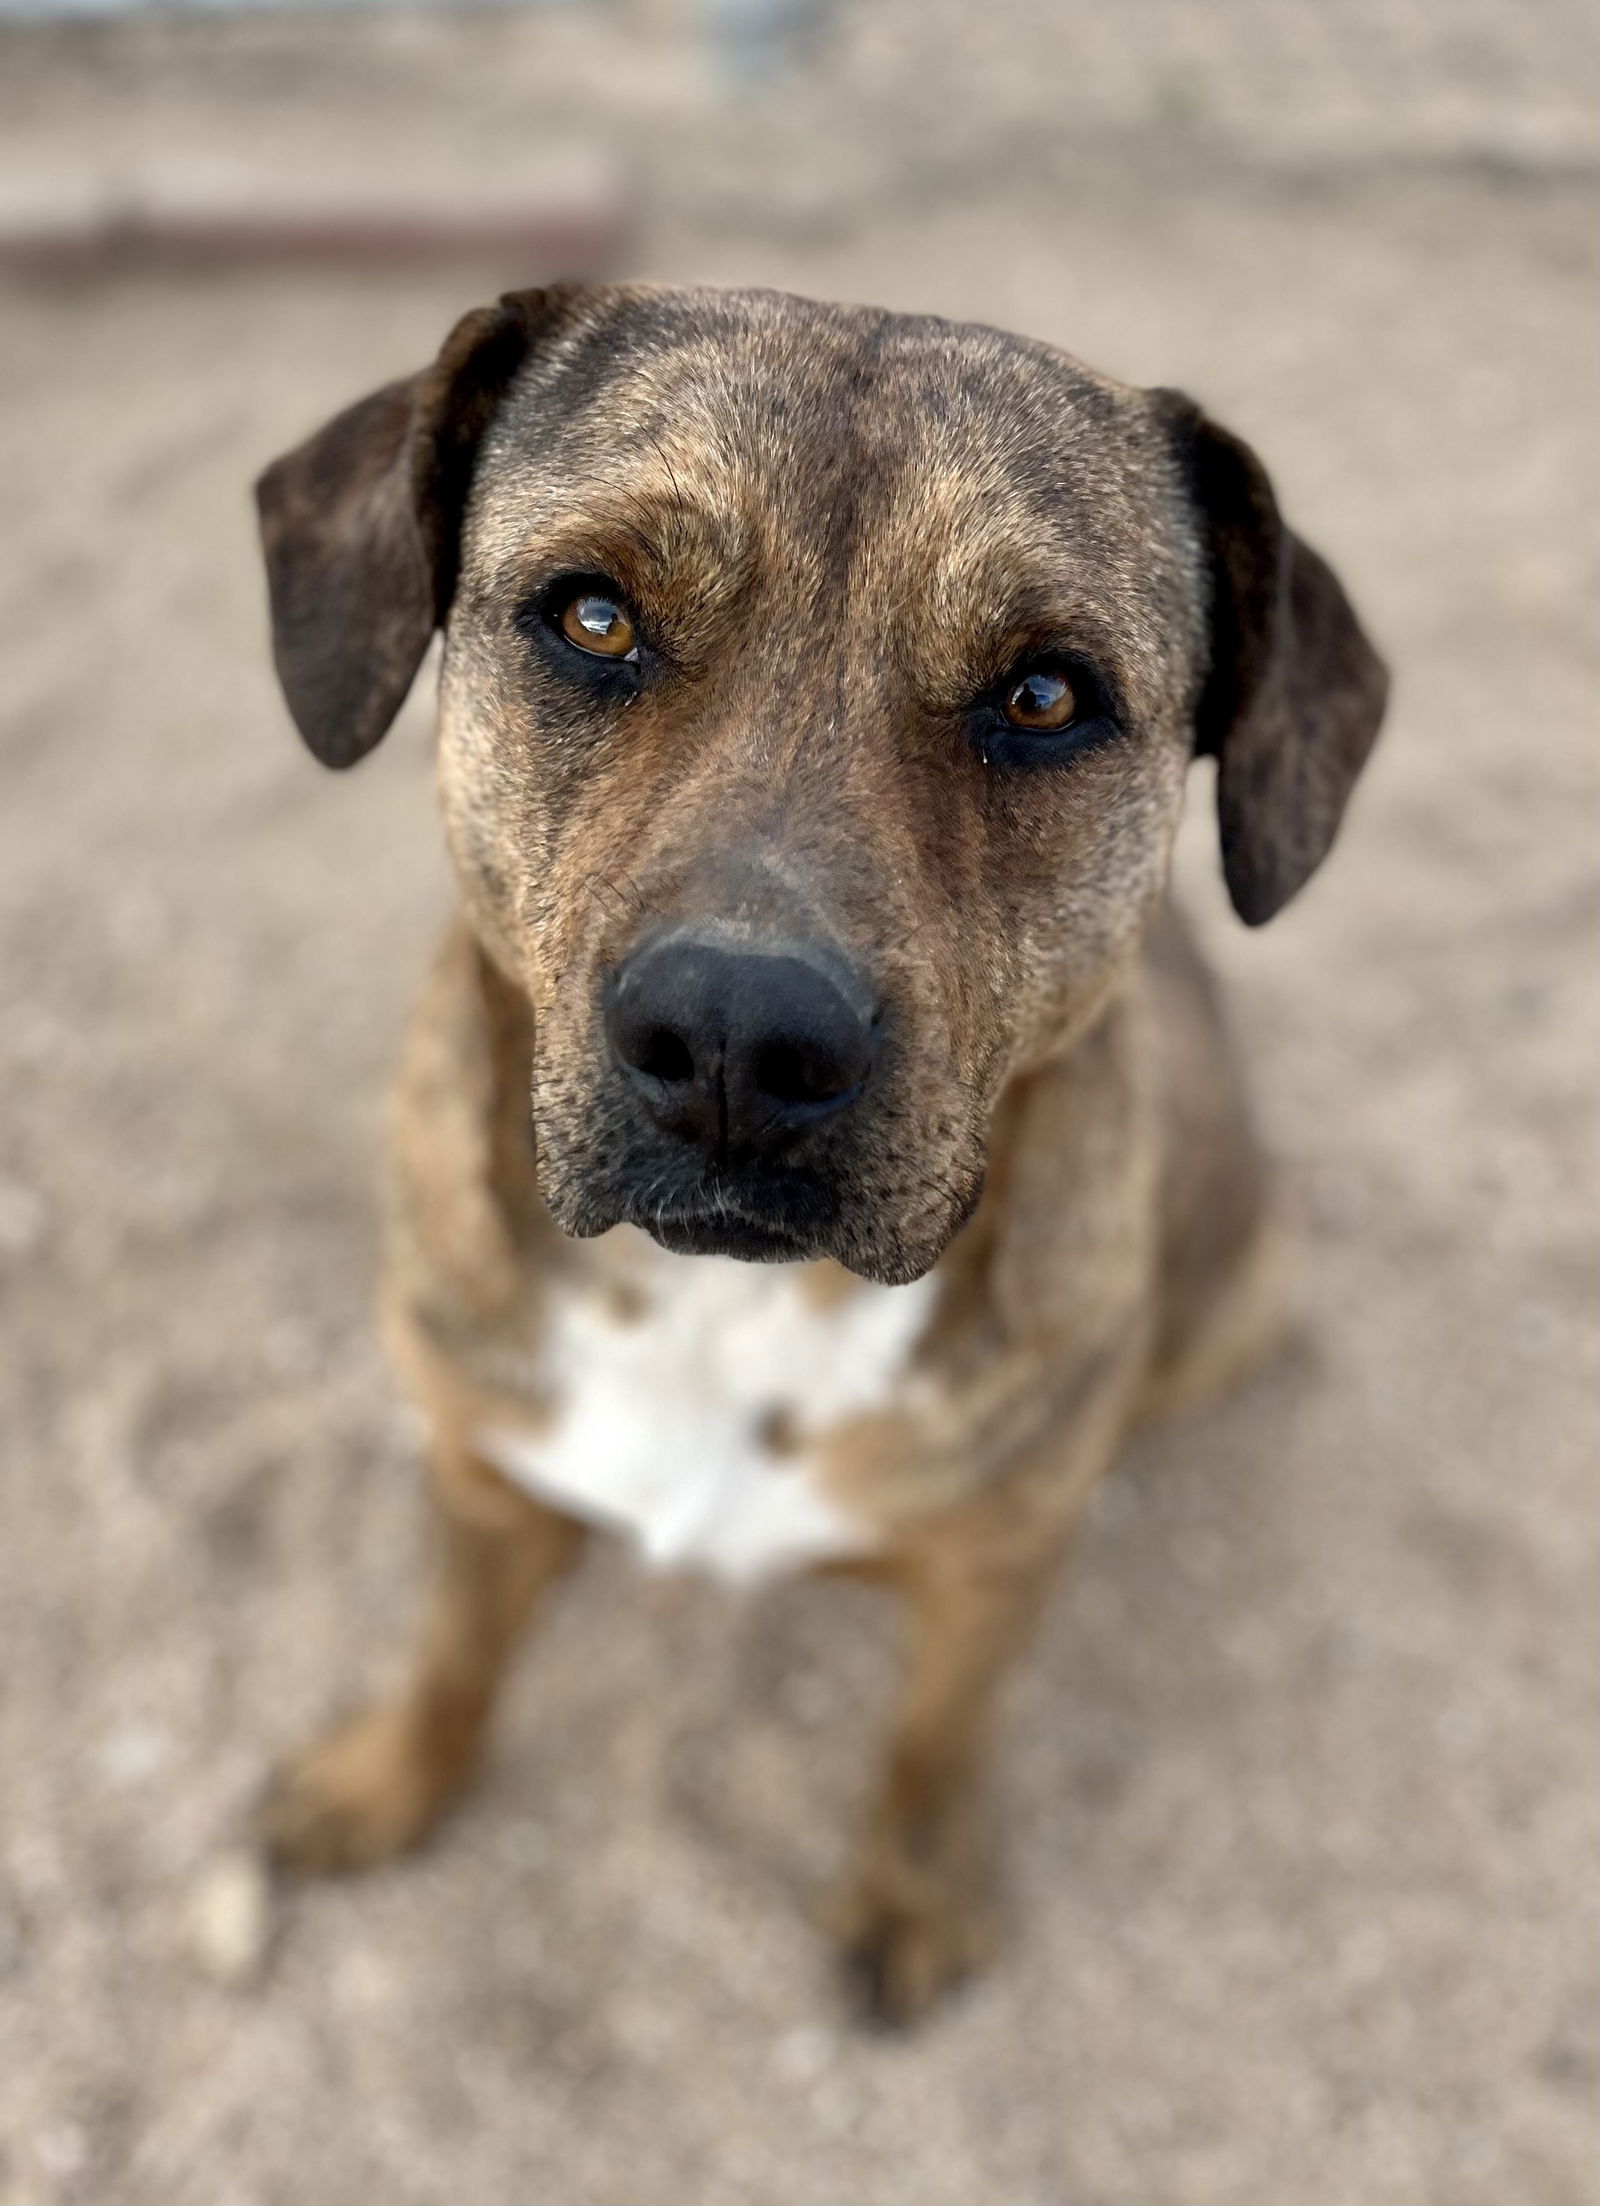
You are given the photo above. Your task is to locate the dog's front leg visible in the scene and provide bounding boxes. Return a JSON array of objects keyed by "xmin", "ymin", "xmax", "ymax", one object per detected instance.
[
  {"xmin": 831, "ymin": 1512, "xmax": 1068, "ymax": 2028},
  {"xmin": 265, "ymin": 1444, "xmax": 584, "ymax": 1873},
  {"xmin": 829, "ymin": 1327, "xmax": 1146, "ymax": 2031}
]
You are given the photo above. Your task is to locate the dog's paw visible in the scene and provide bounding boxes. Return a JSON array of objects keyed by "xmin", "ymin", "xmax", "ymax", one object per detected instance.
[
  {"xmin": 262, "ymin": 1705, "xmax": 460, "ymax": 1874},
  {"xmin": 831, "ymin": 1862, "xmax": 994, "ymax": 2030}
]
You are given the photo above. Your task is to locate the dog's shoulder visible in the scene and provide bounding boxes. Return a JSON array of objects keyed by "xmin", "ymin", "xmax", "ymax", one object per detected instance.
[{"xmin": 384, "ymin": 911, "xmax": 557, "ymax": 1379}]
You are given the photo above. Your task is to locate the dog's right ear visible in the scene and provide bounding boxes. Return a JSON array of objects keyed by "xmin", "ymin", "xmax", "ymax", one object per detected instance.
[{"xmin": 255, "ymin": 286, "xmax": 576, "ymax": 768}]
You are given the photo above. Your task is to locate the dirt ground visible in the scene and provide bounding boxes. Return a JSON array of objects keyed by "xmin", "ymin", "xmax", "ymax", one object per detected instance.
[{"xmin": 0, "ymin": 5, "xmax": 1595, "ymax": 2202}]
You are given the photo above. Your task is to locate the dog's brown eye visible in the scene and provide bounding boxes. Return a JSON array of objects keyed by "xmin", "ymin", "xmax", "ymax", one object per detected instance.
[
  {"xmin": 1002, "ymin": 668, "xmax": 1078, "ymax": 731},
  {"xmin": 558, "ymin": 592, "xmax": 636, "ymax": 659}
]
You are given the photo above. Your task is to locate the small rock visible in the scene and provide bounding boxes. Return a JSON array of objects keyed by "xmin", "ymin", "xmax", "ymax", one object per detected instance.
[
  {"xmin": 36, "ymin": 2122, "xmax": 88, "ymax": 2178},
  {"xmin": 96, "ymin": 1721, "xmax": 170, "ymax": 1789},
  {"xmin": 774, "ymin": 2024, "xmax": 836, "ymax": 2083},
  {"xmin": 186, "ymin": 1851, "xmax": 273, "ymax": 1986}
]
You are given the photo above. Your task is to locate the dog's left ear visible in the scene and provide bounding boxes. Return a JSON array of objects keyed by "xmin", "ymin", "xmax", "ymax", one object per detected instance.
[
  {"xmin": 256, "ymin": 286, "xmax": 578, "ymax": 768},
  {"xmin": 1158, "ymin": 392, "xmax": 1389, "ymax": 925}
]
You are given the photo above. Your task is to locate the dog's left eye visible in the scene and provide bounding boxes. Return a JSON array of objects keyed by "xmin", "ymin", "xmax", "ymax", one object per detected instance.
[
  {"xmin": 974, "ymin": 655, "xmax": 1118, "ymax": 768},
  {"xmin": 554, "ymin": 587, "xmax": 638, "ymax": 661}
]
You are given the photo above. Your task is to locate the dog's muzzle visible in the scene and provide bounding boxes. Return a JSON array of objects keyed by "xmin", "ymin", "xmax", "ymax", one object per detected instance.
[{"xmin": 598, "ymin": 927, "xmax": 879, "ymax": 1258}]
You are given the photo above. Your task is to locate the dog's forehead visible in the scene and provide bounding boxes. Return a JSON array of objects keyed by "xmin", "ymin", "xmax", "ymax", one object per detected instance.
[{"xmin": 477, "ymin": 286, "xmax": 1166, "ymax": 538}]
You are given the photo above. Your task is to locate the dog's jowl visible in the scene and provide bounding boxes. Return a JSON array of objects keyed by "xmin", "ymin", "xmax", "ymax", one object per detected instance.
[{"xmin": 255, "ymin": 284, "xmax": 1387, "ymax": 2024}]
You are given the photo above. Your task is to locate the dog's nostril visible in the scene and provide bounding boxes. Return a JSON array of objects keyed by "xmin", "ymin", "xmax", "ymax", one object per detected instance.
[
  {"xmin": 633, "ymin": 1025, "xmax": 695, "ymax": 1085},
  {"xmin": 752, "ymin": 1039, "xmax": 852, "ymax": 1106}
]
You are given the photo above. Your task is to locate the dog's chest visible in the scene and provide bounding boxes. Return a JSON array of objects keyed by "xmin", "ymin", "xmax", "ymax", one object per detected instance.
[{"xmin": 479, "ymin": 1245, "xmax": 935, "ymax": 1584}]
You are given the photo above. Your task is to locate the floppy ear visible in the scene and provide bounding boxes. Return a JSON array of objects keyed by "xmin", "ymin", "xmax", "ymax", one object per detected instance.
[
  {"xmin": 255, "ymin": 286, "xmax": 575, "ymax": 768},
  {"xmin": 1160, "ymin": 392, "xmax": 1389, "ymax": 925}
]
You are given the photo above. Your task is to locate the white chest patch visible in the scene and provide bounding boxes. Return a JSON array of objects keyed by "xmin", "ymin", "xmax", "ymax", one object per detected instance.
[{"xmin": 478, "ymin": 1242, "xmax": 935, "ymax": 1585}]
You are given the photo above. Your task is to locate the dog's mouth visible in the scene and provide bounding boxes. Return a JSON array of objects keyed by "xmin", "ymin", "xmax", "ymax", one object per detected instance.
[
  {"xmin": 642, "ymin": 1208, "xmax": 817, "ymax": 1263},
  {"xmin": 615, "ymin": 1166, "xmax": 838, "ymax": 1264},
  {"xmin": 550, "ymin": 1140, "xmax": 974, "ymax": 1286}
]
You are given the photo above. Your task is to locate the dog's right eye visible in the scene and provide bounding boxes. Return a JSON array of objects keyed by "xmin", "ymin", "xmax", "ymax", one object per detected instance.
[
  {"xmin": 1002, "ymin": 668, "xmax": 1077, "ymax": 731},
  {"xmin": 547, "ymin": 582, "xmax": 639, "ymax": 662}
]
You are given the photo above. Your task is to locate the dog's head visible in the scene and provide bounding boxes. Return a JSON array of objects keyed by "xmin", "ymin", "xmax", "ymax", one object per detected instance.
[{"xmin": 257, "ymin": 285, "xmax": 1386, "ymax": 1284}]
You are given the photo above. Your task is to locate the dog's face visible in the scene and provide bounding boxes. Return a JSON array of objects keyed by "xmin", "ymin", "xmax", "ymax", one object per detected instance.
[
  {"xmin": 446, "ymin": 293, "xmax": 1205, "ymax": 1282},
  {"xmin": 258, "ymin": 285, "xmax": 1385, "ymax": 1284}
]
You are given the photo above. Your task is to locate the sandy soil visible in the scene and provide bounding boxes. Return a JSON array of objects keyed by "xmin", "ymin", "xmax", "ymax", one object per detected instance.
[{"xmin": 0, "ymin": 6, "xmax": 1595, "ymax": 2202}]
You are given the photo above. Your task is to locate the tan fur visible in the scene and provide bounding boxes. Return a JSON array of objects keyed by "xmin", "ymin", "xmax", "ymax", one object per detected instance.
[{"xmin": 254, "ymin": 284, "xmax": 1386, "ymax": 2024}]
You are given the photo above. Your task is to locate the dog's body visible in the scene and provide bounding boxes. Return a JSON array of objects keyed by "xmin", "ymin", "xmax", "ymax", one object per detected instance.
[
  {"xmin": 382, "ymin": 897, "xmax": 1269, "ymax": 1575},
  {"xmin": 255, "ymin": 285, "xmax": 1385, "ymax": 2022}
]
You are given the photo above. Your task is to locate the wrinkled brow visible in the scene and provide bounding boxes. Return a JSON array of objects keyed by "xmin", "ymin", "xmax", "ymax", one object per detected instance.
[
  {"xmin": 477, "ymin": 469, "xmax": 772, "ymax": 668},
  {"xmin": 854, "ymin": 465, "xmax": 1142, "ymax": 713},
  {"xmin": 488, "ymin": 470, "xmax": 764, "ymax": 591}
]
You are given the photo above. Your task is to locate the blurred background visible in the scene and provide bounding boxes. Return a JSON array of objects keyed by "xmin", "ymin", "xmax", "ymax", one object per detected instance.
[{"xmin": 0, "ymin": 3, "xmax": 1594, "ymax": 2202}]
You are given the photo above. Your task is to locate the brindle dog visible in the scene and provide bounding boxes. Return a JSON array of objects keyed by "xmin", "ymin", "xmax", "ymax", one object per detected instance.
[{"xmin": 255, "ymin": 284, "xmax": 1386, "ymax": 2025}]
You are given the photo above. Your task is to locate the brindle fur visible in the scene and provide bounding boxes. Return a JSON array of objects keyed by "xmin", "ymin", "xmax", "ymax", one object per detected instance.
[{"xmin": 256, "ymin": 284, "xmax": 1386, "ymax": 2024}]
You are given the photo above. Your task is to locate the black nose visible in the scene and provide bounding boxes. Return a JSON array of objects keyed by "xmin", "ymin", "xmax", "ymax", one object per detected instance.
[{"xmin": 605, "ymin": 934, "xmax": 877, "ymax": 1161}]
